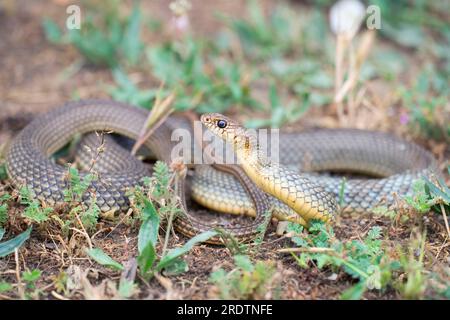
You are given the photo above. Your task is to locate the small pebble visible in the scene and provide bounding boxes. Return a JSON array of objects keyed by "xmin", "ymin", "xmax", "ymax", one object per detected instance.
[{"xmin": 327, "ymin": 273, "xmax": 338, "ymax": 281}]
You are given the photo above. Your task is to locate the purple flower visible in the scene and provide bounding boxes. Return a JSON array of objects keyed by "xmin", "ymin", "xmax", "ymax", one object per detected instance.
[{"xmin": 399, "ymin": 111, "xmax": 409, "ymax": 125}]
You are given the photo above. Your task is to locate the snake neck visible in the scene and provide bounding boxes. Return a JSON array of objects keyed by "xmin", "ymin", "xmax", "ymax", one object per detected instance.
[
  {"xmin": 234, "ymin": 130, "xmax": 275, "ymax": 185},
  {"xmin": 233, "ymin": 129, "xmax": 337, "ymax": 224},
  {"xmin": 232, "ymin": 130, "xmax": 264, "ymax": 166}
]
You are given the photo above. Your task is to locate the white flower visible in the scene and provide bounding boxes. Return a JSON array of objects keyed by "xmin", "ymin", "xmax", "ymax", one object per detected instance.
[
  {"xmin": 329, "ymin": 0, "xmax": 366, "ymax": 39},
  {"xmin": 169, "ymin": 0, "xmax": 192, "ymax": 17}
]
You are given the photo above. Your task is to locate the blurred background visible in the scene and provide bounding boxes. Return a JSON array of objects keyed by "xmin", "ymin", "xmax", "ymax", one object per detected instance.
[{"xmin": 0, "ymin": 0, "xmax": 449, "ymax": 156}]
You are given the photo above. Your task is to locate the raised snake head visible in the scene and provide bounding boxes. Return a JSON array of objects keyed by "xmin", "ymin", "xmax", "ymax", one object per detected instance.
[{"xmin": 201, "ymin": 113, "xmax": 255, "ymax": 155}]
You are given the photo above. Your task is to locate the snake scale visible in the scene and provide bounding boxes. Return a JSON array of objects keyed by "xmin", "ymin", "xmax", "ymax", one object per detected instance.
[{"xmin": 6, "ymin": 100, "xmax": 439, "ymax": 243}]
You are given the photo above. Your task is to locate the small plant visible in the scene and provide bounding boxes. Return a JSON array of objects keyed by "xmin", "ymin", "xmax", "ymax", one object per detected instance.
[
  {"xmin": 19, "ymin": 187, "xmax": 53, "ymax": 224},
  {"xmin": 109, "ymin": 68, "xmax": 162, "ymax": 109},
  {"xmin": 62, "ymin": 166, "xmax": 100, "ymax": 233},
  {"xmin": 0, "ymin": 194, "xmax": 11, "ymax": 226},
  {"xmin": 218, "ymin": 0, "xmax": 303, "ymax": 60},
  {"xmin": 63, "ymin": 166, "xmax": 97, "ymax": 204},
  {"xmin": 372, "ymin": 205, "xmax": 410, "ymax": 225},
  {"xmin": 0, "ymin": 281, "xmax": 12, "ymax": 294},
  {"xmin": 405, "ymin": 172, "xmax": 450, "ymax": 238},
  {"xmin": 245, "ymin": 83, "xmax": 311, "ymax": 128},
  {"xmin": 22, "ymin": 269, "xmax": 43, "ymax": 299},
  {"xmin": 87, "ymin": 161, "xmax": 217, "ymax": 286},
  {"xmin": 42, "ymin": 1, "xmax": 143, "ymax": 67},
  {"xmin": 399, "ymin": 69, "xmax": 450, "ymax": 142},
  {"xmin": 395, "ymin": 230, "xmax": 427, "ymax": 299},
  {"xmin": 404, "ymin": 180, "xmax": 440, "ymax": 214},
  {"xmin": 209, "ymin": 255, "xmax": 280, "ymax": 299},
  {"xmin": 285, "ymin": 221, "xmax": 398, "ymax": 299},
  {"xmin": 146, "ymin": 39, "xmax": 261, "ymax": 113}
]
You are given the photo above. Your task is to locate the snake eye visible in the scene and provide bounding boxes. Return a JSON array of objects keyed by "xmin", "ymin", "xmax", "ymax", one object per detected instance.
[{"xmin": 217, "ymin": 119, "xmax": 227, "ymax": 129}]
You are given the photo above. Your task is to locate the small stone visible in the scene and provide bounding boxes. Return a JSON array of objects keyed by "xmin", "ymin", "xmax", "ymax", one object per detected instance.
[{"xmin": 327, "ymin": 273, "xmax": 338, "ymax": 281}]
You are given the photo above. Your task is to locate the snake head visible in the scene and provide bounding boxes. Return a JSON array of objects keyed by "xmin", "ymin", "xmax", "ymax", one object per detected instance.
[{"xmin": 201, "ymin": 113, "xmax": 249, "ymax": 149}]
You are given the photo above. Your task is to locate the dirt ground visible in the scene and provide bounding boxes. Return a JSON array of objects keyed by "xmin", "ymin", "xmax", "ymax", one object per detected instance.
[{"xmin": 0, "ymin": 0, "xmax": 449, "ymax": 300}]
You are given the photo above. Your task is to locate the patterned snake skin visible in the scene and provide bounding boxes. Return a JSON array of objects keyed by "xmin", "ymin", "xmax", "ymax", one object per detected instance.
[
  {"xmin": 6, "ymin": 100, "xmax": 439, "ymax": 243},
  {"xmin": 192, "ymin": 130, "xmax": 439, "ymax": 221}
]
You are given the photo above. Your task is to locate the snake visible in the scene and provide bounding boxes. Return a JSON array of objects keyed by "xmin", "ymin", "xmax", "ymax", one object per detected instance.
[{"xmin": 5, "ymin": 100, "xmax": 439, "ymax": 244}]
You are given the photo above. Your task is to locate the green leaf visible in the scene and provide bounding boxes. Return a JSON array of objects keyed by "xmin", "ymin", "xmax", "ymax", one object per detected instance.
[
  {"xmin": 234, "ymin": 255, "xmax": 254, "ymax": 272},
  {"xmin": 0, "ymin": 228, "xmax": 4, "ymax": 241},
  {"xmin": 269, "ymin": 84, "xmax": 280, "ymax": 110},
  {"xmin": 424, "ymin": 178, "xmax": 450, "ymax": 204},
  {"xmin": 341, "ymin": 281, "xmax": 367, "ymax": 300},
  {"xmin": 0, "ymin": 227, "xmax": 32, "ymax": 258},
  {"xmin": 0, "ymin": 203, "xmax": 8, "ymax": 225},
  {"xmin": 22, "ymin": 269, "xmax": 42, "ymax": 283},
  {"xmin": 137, "ymin": 241, "xmax": 156, "ymax": 276},
  {"xmin": 245, "ymin": 118, "xmax": 272, "ymax": 129},
  {"xmin": 122, "ymin": 2, "xmax": 143, "ymax": 65},
  {"xmin": 0, "ymin": 281, "xmax": 12, "ymax": 293},
  {"xmin": 157, "ymin": 230, "xmax": 217, "ymax": 271},
  {"xmin": 85, "ymin": 248, "xmax": 124, "ymax": 271},
  {"xmin": 137, "ymin": 199, "xmax": 160, "ymax": 254},
  {"xmin": 162, "ymin": 258, "xmax": 189, "ymax": 276},
  {"xmin": 367, "ymin": 226, "xmax": 382, "ymax": 240},
  {"xmin": 0, "ymin": 164, "xmax": 8, "ymax": 180},
  {"xmin": 42, "ymin": 18, "xmax": 62, "ymax": 44},
  {"xmin": 118, "ymin": 279, "xmax": 136, "ymax": 298}
]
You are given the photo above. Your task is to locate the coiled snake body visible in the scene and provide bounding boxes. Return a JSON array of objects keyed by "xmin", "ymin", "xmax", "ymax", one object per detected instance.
[{"xmin": 6, "ymin": 100, "xmax": 438, "ymax": 243}]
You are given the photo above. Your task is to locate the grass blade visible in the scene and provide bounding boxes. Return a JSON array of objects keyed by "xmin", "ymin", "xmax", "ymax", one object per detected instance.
[
  {"xmin": 122, "ymin": 1, "xmax": 143, "ymax": 65},
  {"xmin": 137, "ymin": 241, "xmax": 156, "ymax": 276},
  {"xmin": 86, "ymin": 248, "xmax": 124, "ymax": 271},
  {"xmin": 137, "ymin": 198, "xmax": 160, "ymax": 254},
  {"xmin": 157, "ymin": 230, "xmax": 217, "ymax": 271},
  {"xmin": 0, "ymin": 227, "xmax": 32, "ymax": 258}
]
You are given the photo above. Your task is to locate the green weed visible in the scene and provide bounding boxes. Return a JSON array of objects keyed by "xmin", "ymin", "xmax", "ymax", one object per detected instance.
[
  {"xmin": 0, "ymin": 281, "xmax": 12, "ymax": 294},
  {"xmin": 0, "ymin": 194, "xmax": 11, "ymax": 226},
  {"xmin": 218, "ymin": 0, "xmax": 303, "ymax": 60},
  {"xmin": 209, "ymin": 255, "xmax": 280, "ymax": 299},
  {"xmin": 399, "ymin": 68, "xmax": 450, "ymax": 142},
  {"xmin": 22, "ymin": 269, "xmax": 42, "ymax": 299},
  {"xmin": 147, "ymin": 39, "xmax": 261, "ymax": 113},
  {"xmin": 395, "ymin": 230, "xmax": 427, "ymax": 299},
  {"xmin": 405, "ymin": 174, "xmax": 450, "ymax": 215},
  {"xmin": 19, "ymin": 187, "xmax": 53, "ymax": 224},
  {"xmin": 286, "ymin": 221, "xmax": 398, "ymax": 299},
  {"xmin": 63, "ymin": 166, "xmax": 97, "ymax": 204},
  {"xmin": 62, "ymin": 166, "xmax": 100, "ymax": 232},
  {"xmin": 87, "ymin": 161, "xmax": 217, "ymax": 287},
  {"xmin": 42, "ymin": 1, "xmax": 143, "ymax": 67}
]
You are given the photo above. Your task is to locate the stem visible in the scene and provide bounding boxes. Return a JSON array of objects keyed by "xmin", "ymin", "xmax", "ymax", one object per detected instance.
[
  {"xmin": 162, "ymin": 172, "xmax": 180, "ymax": 257},
  {"xmin": 73, "ymin": 209, "xmax": 93, "ymax": 249},
  {"xmin": 162, "ymin": 209, "xmax": 176, "ymax": 258},
  {"xmin": 440, "ymin": 203, "xmax": 450, "ymax": 239},
  {"xmin": 14, "ymin": 249, "xmax": 25, "ymax": 300},
  {"xmin": 334, "ymin": 256, "xmax": 370, "ymax": 280}
]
